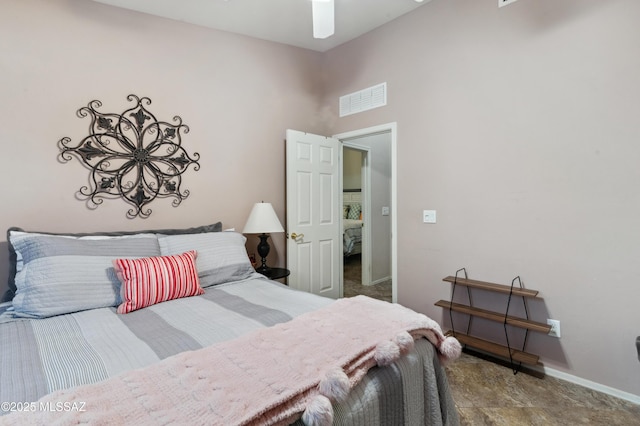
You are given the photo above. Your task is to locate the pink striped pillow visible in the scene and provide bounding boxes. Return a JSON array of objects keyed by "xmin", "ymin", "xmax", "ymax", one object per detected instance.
[{"xmin": 113, "ymin": 250, "xmax": 204, "ymax": 314}]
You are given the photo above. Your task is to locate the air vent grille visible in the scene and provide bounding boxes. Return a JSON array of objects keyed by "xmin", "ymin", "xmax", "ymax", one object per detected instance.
[{"xmin": 339, "ymin": 83, "xmax": 387, "ymax": 117}]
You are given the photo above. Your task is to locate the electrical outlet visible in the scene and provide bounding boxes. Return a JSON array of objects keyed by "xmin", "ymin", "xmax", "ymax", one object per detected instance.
[
  {"xmin": 547, "ymin": 319, "xmax": 561, "ymax": 338},
  {"xmin": 498, "ymin": 0, "xmax": 520, "ymax": 7}
]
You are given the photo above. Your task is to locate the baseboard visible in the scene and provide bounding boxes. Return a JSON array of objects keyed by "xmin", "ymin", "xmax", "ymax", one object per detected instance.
[
  {"xmin": 541, "ymin": 366, "xmax": 640, "ymax": 405},
  {"xmin": 364, "ymin": 276, "xmax": 391, "ymax": 287},
  {"xmin": 462, "ymin": 348, "xmax": 544, "ymax": 378},
  {"xmin": 463, "ymin": 348, "xmax": 640, "ymax": 405}
]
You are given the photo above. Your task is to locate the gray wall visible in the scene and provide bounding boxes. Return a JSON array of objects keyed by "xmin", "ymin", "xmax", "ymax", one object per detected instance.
[
  {"xmin": 324, "ymin": 0, "xmax": 640, "ymax": 398},
  {"xmin": 344, "ymin": 135, "xmax": 392, "ymax": 285}
]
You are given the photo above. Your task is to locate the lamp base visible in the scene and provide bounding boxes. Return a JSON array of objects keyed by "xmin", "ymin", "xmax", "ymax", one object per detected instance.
[
  {"xmin": 255, "ymin": 265, "xmax": 272, "ymax": 274},
  {"xmin": 256, "ymin": 233, "xmax": 271, "ymax": 273}
]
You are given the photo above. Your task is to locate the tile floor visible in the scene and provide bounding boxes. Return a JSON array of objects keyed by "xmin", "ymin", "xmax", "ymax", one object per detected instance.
[
  {"xmin": 445, "ymin": 352, "xmax": 640, "ymax": 425},
  {"xmin": 342, "ymin": 254, "xmax": 392, "ymax": 302}
]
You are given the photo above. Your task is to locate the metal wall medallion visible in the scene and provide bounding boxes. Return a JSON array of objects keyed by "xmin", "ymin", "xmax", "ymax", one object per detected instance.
[{"xmin": 58, "ymin": 95, "xmax": 200, "ymax": 218}]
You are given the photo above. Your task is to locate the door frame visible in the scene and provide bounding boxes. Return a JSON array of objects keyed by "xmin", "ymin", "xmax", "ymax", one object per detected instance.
[{"xmin": 334, "ymin": 122, "xmax": 397, "ymax": 303}]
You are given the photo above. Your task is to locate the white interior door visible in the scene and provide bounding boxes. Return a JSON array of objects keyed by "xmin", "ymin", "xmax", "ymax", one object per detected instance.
[{"xmin": 285, "ymin": 129, "xmax": 341, "ymax": 298}]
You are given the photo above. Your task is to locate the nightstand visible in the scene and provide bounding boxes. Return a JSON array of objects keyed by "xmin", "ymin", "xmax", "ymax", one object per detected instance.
[{"xmin": 258, "ymin": 267, "xmax": 290, "ymax": 281}]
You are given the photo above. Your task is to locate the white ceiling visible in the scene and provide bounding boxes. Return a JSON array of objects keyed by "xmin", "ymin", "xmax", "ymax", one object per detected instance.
[{"xmin": 91, "ymin": 0, "xmax": 430, "ymax": 52}]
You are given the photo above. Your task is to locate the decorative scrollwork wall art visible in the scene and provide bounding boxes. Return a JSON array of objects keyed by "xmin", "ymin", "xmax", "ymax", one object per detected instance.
[{"xmin": 58, "ymin": 95, "xmax": 200, "ymax": 218}]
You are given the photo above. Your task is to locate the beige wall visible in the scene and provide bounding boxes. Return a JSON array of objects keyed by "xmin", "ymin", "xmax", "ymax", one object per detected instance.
[
  {"xmin": 0, "ymin": 0, "xmax": 326, "ymax": 297},
  {"xmin": 2, "ymin": 0, "xmax": 639, "ymax": 399},
  {"xmin": 324, "ymin": 0, "xmax": 640, "ymax": 397},
  {"xmin": 342, "ymin": 148, "xmax": 362, "ymax": 190}
]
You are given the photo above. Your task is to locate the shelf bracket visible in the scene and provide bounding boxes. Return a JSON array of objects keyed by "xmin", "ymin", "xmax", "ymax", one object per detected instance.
[
  {"xmin": 449, "ymin": 267, "xmax": 472, "ymax": 338},
  {"xmin": 504, "ymin": 276, "xmax": 530, "ymax": 375}
]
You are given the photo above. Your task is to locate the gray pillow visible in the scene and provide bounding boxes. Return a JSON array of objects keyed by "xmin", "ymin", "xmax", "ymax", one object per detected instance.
[
  {"xmin": 7, "ymin": 231, "xmax": 160, "ymax": 319},
  {"xmin": 158, "ymin": 231, "xmax": 257, "ymax": 288},
  {"xmin": 5, "ymin": 222, "xmax": 222, "ymax": 302}
]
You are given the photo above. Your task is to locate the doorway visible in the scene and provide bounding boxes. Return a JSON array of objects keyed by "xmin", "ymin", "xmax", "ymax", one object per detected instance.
[
  {"xmin": 335, "ymin": 123, "xmax": 397, "ymax": 303},
  {"xmin": 342, "ymin": 145, "xmax": 372, "ymax": 296}
]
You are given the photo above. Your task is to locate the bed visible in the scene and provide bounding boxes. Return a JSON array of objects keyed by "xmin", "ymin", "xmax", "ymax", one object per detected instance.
[
  {"xmin": 0, "ymin": 224, "xmax": 460, "ymax": 425},
  {"xmin": 343, "ymin": 191, "xmax": 363, "ymax": 257}
]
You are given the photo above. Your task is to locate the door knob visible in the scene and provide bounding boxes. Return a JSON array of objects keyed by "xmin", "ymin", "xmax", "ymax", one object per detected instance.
[{"xmin": 291, "ymin": 232, "xmax": 304, "ymax": 240}]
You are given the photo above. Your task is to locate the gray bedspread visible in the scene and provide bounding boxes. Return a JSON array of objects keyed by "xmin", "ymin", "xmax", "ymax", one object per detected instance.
[
  {"xmin": 0, "ymin": 278, "xmax": 458, "ymax": 425},
  {"xmin": 343, "ymin": 219, "xmax": 363, "ymax": 256}
]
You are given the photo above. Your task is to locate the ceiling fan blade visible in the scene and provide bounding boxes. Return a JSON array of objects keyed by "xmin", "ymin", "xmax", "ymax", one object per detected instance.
[{"xmin": 312, "ymin": 0, "xmax": 334, "ymax": 39}]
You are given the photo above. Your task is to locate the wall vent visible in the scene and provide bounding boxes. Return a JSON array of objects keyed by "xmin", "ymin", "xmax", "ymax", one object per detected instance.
[{"xmin": 339, "ymin": 82, "xmax": 387, "ymax": 117}]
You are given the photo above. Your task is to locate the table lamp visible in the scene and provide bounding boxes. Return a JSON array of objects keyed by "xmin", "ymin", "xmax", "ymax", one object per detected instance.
[{"xmin": 243, "ymin": 202, "xmax": 285, "ymax": 274}]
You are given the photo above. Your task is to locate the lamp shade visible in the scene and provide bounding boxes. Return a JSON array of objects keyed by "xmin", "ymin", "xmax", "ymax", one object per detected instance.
[{"xmin": 243, "ymin": 202, "xmax": 285, "ymax": 234}]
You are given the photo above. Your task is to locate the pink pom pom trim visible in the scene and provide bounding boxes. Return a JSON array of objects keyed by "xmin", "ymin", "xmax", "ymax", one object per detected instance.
[
  {"xmin": 437, "ymin": 336, "xmax": 462, "ymax": 364},
  {"xmin": 318, "ymin": 367, "xmax": 350, "ymax": 402},
  {"xmin": 302, "ymin": 395, "xmax": 334, "ymax": 426},
  {"xmin": 374, "ymin": 339, "xmax": 400, "ymax": 366},
  {"xmin": 395, "ymin": 331, "xmax": 415, "ymax": 355}
]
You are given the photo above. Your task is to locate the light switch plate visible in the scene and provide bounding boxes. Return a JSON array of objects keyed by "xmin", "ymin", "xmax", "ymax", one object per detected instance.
[
  {"xmin": 423, "ymin": 210, "xmax": 436, "ymax": 224},
  {"xmin": 382, "ymin": 206, "xmax": 390, "ymax": 216}
]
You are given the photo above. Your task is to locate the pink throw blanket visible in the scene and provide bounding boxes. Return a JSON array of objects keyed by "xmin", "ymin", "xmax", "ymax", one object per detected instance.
[{"xmin": 1, "ymin": 296, "xmax": 460, "ymax": 426}]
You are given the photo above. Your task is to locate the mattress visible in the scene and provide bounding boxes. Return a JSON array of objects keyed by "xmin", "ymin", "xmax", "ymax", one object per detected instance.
[{"xmin": 0, "ymin": 278, "xmax": 459, "ymax": 425}]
